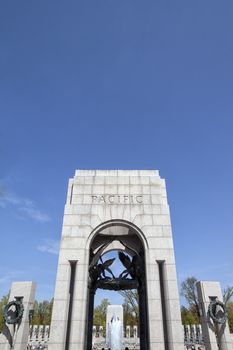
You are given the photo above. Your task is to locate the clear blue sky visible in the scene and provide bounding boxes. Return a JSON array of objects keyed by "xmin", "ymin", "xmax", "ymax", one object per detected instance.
[{"xmin": 1, "ymin": 1, "xmax": 233, "ymax": 305}]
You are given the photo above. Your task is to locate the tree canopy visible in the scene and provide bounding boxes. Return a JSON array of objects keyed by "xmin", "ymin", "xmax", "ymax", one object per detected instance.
[
  {"xmin": 32, "ymin": 299, "xmax": 53, "ymax": 325},
  {"xmin": 93, "ymin": 298, "xmax": 110, "ymax": 336},
  {"xmin": 0, "ymin": 294, "xmax": 9, "ymax": 332},
  {"xmin": 180, "ymin": 276, "xmax": 200, "ymax": 320},
  {"xmin": 119, "ymin": 289, "xmax": 139, "ymax": 327}
]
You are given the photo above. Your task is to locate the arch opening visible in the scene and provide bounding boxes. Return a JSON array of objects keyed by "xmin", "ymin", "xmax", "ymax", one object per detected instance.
[{"xmin": 86, "ymin": 222, "xmax": 149, "ymax": 350}]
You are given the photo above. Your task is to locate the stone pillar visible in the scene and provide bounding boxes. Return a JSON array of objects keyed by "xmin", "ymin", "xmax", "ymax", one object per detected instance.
[
  {"xmin": 86, "ymin": 288, "xmax": 95, "ymax": 350},
  {"xmin": 138, "ymin": 283, "xmax": 149, "ymax": 350},
  {"xmin": 44, "ymin": 325, "xmax": 50, "ymax": 344},
  {"xmin": 0, "ymin": 281, "xmax": 36, "ymax": 350},
  {"xmin": 28, "ymin": 325, "xmax": 33, "ymax": 346},
  {"xmin": 184, "ymin": 325, "xmax": 189, "ymax": 343},
  {"xmin": 196, "ymin": 281, "xmax": 233, "ymax": 350},
  {"xmin": 126, "ymin": 325, "xmax": 131, "ymax": 338},
  {"xmin": 92, "ymin": 325, "xmax": 96, "ymax": 339},
  {"xmin": 133, "ymin": 325, "xmax": 138, "ymax": 338},
  {"xmin": 33, "ymin": 325, "xmax": 39, "ymax": 343},
  {"xmin": 195, "ymin": 324, "xmax": 202, "ymax": 343},
  {"xmin": 190, "ymin": 324, "xmax": 195, "ymax": 342},
  {"xmin": 99, "ymin": 326, "xmax": 103, "ymax": 338}
]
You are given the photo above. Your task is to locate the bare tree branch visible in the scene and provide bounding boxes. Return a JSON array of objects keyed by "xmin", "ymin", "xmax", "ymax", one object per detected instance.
[
  {"xmin": 180, "ymin": 277, "xmax": 200, "ymax": 319},
  {"xmin": 223, "ymin": 286, "xmax": 233, "ymax": 304}
]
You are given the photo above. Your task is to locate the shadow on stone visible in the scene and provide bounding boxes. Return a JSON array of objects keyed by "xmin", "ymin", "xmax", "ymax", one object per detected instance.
[{"xmin": 1, "ymin": 324, "xmax": 13, "ymax": 348}]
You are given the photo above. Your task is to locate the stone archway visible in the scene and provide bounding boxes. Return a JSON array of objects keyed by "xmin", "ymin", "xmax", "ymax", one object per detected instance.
[
  {"xmin": 49, "ymin": 170, "xmax": 184, "ymax": 350},
  {"xmin": 86, "ymin": 221, "xmax": 150, "ymax": 350}
]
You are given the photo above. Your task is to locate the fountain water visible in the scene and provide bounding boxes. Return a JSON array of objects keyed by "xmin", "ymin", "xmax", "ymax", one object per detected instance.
[{"xmin": 108, "ymin": 314, "xmax": 122, "ymax": 350}]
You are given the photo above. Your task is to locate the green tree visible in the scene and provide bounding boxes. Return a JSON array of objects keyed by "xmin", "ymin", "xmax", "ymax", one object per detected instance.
[
  {"xmin": 0, "ymin": 294, "xmax": 9, "ymax": 332},
  {"xmin": 93, "ymin": 298, "xmax": 110, "ymax": 334},
  {"xmin": 223, "ymin": 287, "xmax": 233, "ymax": 333},
  {"xmin": 32, "ymin": 299, "xmax": 53, "ymax": 325},
  {"xmin": 226, "ymin": 302, "xmax": 233, "ymax": 333},
  {"xmin": 181, "ymin": 305, "xmax": 199, "ymax": 325}
]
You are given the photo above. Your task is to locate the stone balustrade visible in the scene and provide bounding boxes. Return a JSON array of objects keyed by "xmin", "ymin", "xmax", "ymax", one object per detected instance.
[
  {"xmin": 183, "ymin": 324, "xmax": 203, "ymax": 345},
  {"xmin": 28, "ymin": 325, "xmax": 50, "ymax": 349},
  {"xmin": 27, "ymin": 324, "xmax": 205, "ymax": 349}
]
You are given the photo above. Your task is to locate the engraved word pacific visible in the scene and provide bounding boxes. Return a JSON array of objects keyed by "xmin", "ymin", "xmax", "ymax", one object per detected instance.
[{"xmin": 91, "ymin": 195, "xmax": 143, "ymax": 204}]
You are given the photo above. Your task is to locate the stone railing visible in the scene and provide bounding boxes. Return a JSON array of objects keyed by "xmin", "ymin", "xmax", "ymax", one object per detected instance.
[
  {"xmin": 184, "ymin": 324, "xmax": 204, "ymax": 349},
  {"xmin": 93, "ymin": 325, "xmax": 138, "ymax": 338},
  {"xmin": 27, "ymin": 324, "xmax": 204, "ymax": 349},
  {"xmin": 28, "ymin": 325, "xmax": 50, "ymax": 349}
]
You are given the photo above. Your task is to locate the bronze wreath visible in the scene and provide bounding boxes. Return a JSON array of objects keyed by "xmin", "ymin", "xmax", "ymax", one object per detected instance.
[
  {"xmin": 3, "ymin": 300, "xmax": 24, "ymax": 324},
  {"xmin": 208, "ymin": 300, "xmax": 227, "ymax": 325}
]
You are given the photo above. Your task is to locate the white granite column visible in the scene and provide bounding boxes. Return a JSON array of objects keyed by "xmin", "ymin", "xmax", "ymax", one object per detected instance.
[
  {"xmin": 0, "ymin": 281, "xmax": 36, "ymax": 350},
  {"xmin": 197, "ymin": 281, "xmax": 233, "ymax": 350},
  {"xmin": 48, "ymin": 262, "xmax": 71, "ymax": 350},
  {"xmin": 146, "ymin": 254, "xmax": 165, "ymax": 349},
  {"xmin": 163, "ymin": 261, "xmax": 184, "ymax": 350}
]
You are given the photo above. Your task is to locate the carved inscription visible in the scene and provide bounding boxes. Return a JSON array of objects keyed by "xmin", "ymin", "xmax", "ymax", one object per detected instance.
[{"xmin": 91, "ymin": 195, "xmax": 143, "ymax": 204}]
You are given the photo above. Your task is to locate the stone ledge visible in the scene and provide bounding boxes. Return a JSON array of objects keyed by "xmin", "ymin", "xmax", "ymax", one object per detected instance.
[{"xmin": 75, "ymin": 169, "xmax": 160, "ymax": 177}]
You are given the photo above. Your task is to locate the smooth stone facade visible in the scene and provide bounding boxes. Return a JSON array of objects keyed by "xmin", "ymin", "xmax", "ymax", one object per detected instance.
[
  {"xmin": 0, "ymin": 281, "xmax": 36, "ymax": 350},
  {"xmin": 49, "ymin": 170, "xmax": 183, "ymax": 350}
]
